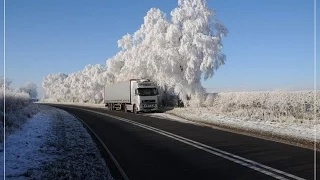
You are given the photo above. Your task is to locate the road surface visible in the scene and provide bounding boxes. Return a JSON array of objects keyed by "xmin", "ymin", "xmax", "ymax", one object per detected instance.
[{"xmin": 47, "ymin": 104, "xmax": 319, "ymax": 180}]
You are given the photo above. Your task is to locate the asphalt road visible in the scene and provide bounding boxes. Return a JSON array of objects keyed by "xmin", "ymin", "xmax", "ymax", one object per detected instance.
[{"xmin": 48, "ymin": 104, "xmax": 319, "ymax": 180}]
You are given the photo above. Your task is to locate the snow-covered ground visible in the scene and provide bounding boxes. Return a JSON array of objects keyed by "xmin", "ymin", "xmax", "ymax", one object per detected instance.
[
  {"xmin": 3, "ymin": 104, "xmax": 42, "ymax": 141},
  {"xmin": 144, "ymin": 109, "xmax": 319, "ymax": 144},
  {"xmin": 165, "ymin": 108, "xmax": 319, "ymax": 142},
  {"xmin": 0, "ymin": 105, "xmax": 114, "ymax": 180}
]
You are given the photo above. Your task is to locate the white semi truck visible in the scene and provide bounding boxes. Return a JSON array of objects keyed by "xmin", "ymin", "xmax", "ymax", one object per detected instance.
[{"xmin": 104, "ymin": 79, "xmax": 159, "ymax": 113}]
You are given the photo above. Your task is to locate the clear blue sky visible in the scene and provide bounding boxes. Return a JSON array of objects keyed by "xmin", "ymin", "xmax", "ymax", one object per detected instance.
[{"xmin": 1, "ymin": 0, "xmax": 318, "ymax": 96}]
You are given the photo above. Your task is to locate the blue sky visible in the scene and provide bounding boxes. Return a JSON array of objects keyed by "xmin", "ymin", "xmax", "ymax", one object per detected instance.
[{"xmin": 1, "ymin": 0, "xmax": 318, "ymax": 96}]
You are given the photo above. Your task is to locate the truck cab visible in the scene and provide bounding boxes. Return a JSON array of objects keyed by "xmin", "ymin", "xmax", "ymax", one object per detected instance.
[{"xmin": 130, "ymin": 79, "xmax": 159, "ymax": 113}]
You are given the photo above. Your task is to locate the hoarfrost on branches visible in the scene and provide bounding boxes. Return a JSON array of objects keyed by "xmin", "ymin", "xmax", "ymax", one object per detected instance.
[
  {"xmin": 18, "ymin": 82, "xmax": 38, "ymax": 99},
  {"xmin": 42, "ymin": 65, "xmax": 109, "ymax": 103},
  {"xmin": 42, "ymin": 0, "xmax": 228, "ymax": 106}
]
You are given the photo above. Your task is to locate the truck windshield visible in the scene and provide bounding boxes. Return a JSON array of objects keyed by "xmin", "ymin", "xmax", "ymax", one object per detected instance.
[{"xmin": 136, "ymin": 88, "xmax": 158, "ymax": 96}]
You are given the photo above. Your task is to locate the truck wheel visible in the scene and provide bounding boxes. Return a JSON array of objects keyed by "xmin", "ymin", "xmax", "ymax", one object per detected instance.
[
  {"xmin": 124, "ymin": 105, "xmax": 127, "ymax": 113},
  {"xmin": 133, "ymin": 105, "xmax": 138, "ymax": 114}
]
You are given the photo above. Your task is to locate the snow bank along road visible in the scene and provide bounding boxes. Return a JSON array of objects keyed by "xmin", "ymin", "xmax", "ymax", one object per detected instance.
[
  {"xmin": 1, "ymin": 105, "xmax": 114, "ymax": 180},
  {"xmin": 47, "ymin": 104, "xmax": 319, "ymax": 180}
]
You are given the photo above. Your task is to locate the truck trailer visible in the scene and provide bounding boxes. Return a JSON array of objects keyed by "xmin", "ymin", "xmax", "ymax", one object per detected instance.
[{"xmin": 104, "ymin": 79, "xmax": 159, "ymax": 113}]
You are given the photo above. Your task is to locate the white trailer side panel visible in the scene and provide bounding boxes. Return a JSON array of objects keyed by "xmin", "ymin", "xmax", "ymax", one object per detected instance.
[{"xmin": 104, "ymin": 81, "xmax": 131, "ymax": 103}]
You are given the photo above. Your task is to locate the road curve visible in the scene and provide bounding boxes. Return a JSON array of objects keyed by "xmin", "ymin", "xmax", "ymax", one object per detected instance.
[{"xmin": 47, "ymin": 104, "xmax": 319, "ymax": 180}]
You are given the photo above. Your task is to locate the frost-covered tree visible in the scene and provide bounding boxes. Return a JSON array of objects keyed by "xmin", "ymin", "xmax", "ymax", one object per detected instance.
[
  {"xmin": 106, "ymin": 0, "xmax": 227, "ymax": 106},
  {"xmin": 42, "ymin": 65, "xmax": 108, "ymax": 103},
  {"xmin": 0, "ymin": 79, "xmax": 35, "ymax": 113},
  {"xmin": 42, "ymin": 0, "xmax": 227, "ymax": 106},
  {"xmin": 0, "ymin": 77, "xmax": 13, "ymax": 90},
  {"xmin": 18, "ymin": 82, "xmax": 38, "ymax": 98},
  {"xmin": 42, "ymin": 73, "xmax": 68, "ymax": 102}
]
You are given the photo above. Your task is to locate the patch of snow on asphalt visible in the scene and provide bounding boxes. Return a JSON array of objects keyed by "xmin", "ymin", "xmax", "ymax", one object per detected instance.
[{"xmin": 0, "ymin": 105, "xmax": 114, "ymax": 180}]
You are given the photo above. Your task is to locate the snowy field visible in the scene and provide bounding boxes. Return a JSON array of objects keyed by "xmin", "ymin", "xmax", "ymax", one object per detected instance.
[
  {"xmin": 203, "ymin": 91, "xmax": 319, "ymax": 122},
  {"xmin": 158, "ymin": 91, "xmax": 319, "ymax": 147},
  {"xmin": 166, "ymin": 108, "xmax": 319, "ymax": 142},
  {"xmin": 0, "ymin": 105, "xmax": 114, "ymax": 180}
]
